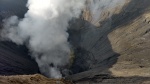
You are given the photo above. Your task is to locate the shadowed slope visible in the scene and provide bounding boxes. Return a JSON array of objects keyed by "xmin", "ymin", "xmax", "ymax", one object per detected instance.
[
  {"xmin": 67, "ymin": 0, "xmax": 150, "ymax": 83},
  {"xmin": 0, "ymin": 0, "xmax": 39, "ymax": 75}
]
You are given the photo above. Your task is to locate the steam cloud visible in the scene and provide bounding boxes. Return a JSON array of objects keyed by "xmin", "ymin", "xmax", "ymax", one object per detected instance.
[
  {"xmin": 1, "ymin": 0, "xmax": 126, "ymax": 78},
  {"xmin": 87, "ymin": 0, "xmax": 126, "ymax": 24},
  {"xmin": 1, "ymin": 0, "xmax": 85, "ymax": 78}
]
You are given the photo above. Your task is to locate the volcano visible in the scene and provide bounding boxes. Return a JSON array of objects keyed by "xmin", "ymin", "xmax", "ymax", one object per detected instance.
[{"xmin": 1, "ymin": 0, "xmax": 150, "ymax": 84}]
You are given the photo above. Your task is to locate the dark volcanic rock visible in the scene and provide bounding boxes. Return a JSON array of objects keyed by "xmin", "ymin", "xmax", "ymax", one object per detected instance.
[
  {"xmin": 67, "ymin": 0, "xmax": 150, "ymax": 83},
  {"xmin": 0, "ymin": 0, "xmax": 39, "ymax": 75}
]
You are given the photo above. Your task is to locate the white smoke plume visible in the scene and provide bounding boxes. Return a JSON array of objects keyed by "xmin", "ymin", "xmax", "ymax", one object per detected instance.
[
  {"xmin": 87, "ymin": 0, "xmax": 126, "ymax": 24},
  {"xmin": 1, "ymin": 0, "xmax": 85, "ymax": 78}
]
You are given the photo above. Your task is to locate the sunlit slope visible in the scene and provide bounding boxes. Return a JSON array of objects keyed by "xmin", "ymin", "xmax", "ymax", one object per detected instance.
[{"xmin": 69, "ymin": 0, "xmax": 150, "ymax": 77}]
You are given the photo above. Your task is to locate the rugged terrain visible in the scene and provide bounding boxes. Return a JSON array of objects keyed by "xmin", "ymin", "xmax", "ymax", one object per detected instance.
[
  {"xmin": 0, "ymin": 0, "xmax": 150, "ymax": 84},
  {"xmin": 0, "ymin": 0, "xmax": 39, "ymax": 75},
  {"xmin": 68, "ymin": 0, "xmax": 150, "ymax": 83},
  {"xmin": 0, "ymin": 74, "xmax": 73, "ymax": 84}
]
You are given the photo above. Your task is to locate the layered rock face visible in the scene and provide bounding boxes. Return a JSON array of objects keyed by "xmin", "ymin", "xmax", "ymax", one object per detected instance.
[
  {"xmin": 67, "ymin": 0, "xmax": 150, "ymax": 83},
  {"xmin": 69, "ymin": 0, "xmax": 150, "ymax": 76},
  {"xmin": 0, "ymin": 0, "xmax": 39, "ymax": 75}
]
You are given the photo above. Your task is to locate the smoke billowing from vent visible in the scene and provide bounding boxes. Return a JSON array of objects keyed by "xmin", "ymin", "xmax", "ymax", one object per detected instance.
[
  {"xmin": 1, "ymin": 0, "xmax": 85, "ymax": 78},
  {"xmin": 1, "ymin": 0, "xmax": 126, "ymax": 78}
]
